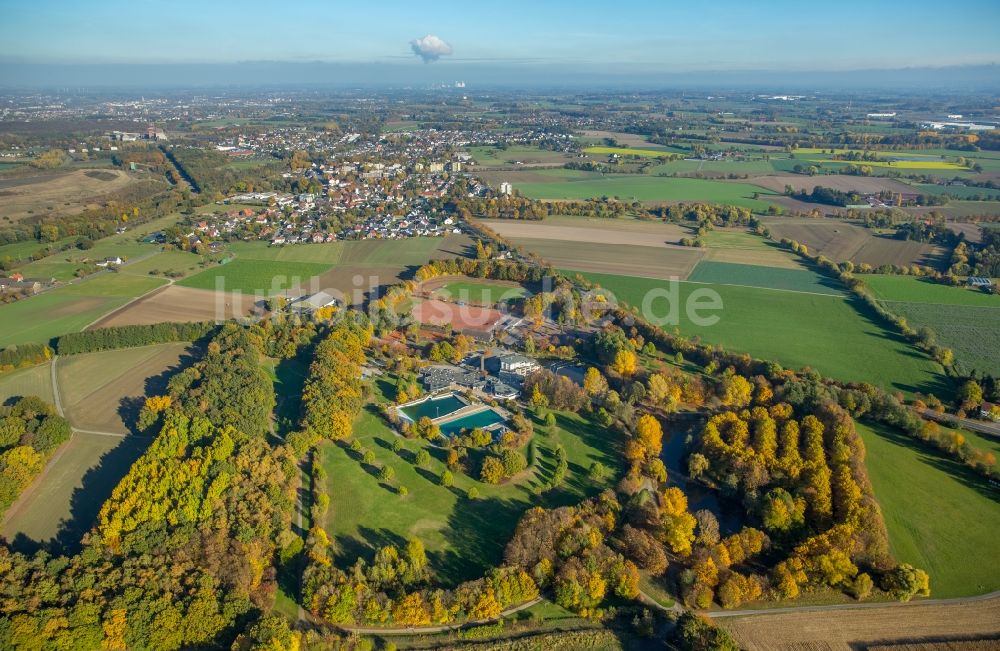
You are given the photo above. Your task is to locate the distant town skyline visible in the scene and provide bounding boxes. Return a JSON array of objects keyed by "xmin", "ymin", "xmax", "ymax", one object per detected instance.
[{"xmin": 2, "ymin": 0, "xmax": 999, "ymax": 73}]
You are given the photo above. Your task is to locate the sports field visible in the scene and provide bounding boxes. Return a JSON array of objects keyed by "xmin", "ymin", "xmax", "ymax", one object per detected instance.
[
  {"xmin": 687, "ymin": 261, "xmax": 843, "ymax": 295},
  {"xmin": 433, "ymin": 279, "xmax": 529, "ymax": 305},
  {"xmin": 569, "ymin": 270, "xmax": 945, "ymax": 394},
  {"xmin": 857, "ymin": 422, "xmax": 1000, "ymax": 598},
  {"xmin": 320, "ymin": 381, "xmax": 619, "ymax": 584},
  {"xmin": 0, "ymin": 273, "xmax": 167, "ymax": 347}
]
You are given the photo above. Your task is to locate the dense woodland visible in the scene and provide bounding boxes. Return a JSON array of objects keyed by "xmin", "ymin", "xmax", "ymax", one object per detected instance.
[{"xmin": 0, "ymin": 325, "xmax": 298, "ymax": 650}]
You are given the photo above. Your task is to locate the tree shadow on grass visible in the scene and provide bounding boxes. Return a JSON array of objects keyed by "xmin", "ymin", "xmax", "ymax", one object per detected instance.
[
  {"xmin": 864, "ymin": 420, "xmax": 999, "ymax": 505},
  {"xmin": 117, "ymin": 348, "xmax": 199, "ymax": 435},
  {"xmin": 6, "ymin": 434, "xmax": 154, "ymax": 557}
]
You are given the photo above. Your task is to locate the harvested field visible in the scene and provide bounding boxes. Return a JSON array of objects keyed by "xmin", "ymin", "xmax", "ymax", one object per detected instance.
[
  {"xmin": 90, "ymin": 285, "xmax": 259, "ymax": 328},
  {"xmin": 0, "ymin": 168, "xmax": 155, "ymax": 222},
  {"xmin": 947, "ymin": 222, "xmax": 983, "ymax": 243},
  {"xmin": 411, "ymin": 298, "xmax": 504, "ymax": 334},
  {"xmin": 514, "ymin": 237, "xmax": 704, "ymax": 280},
  {"xmin": 58, "ymin": 343, "xmax": 192, "ymax": 434},
  {"xmin": 717, "ymin": 596, "xmax": 1000, "ymax": 651},
  {"xmin": 480, "ymin": 216, "xmax": 689, "ymax": 248},
  {"xmin": 580, "ymin": 129, "xmax": 668, "ymax": 149},
  {"xmin": 467, "ymin": 145, "xmax": 573, "ymax": 168},
  {"xmin": 752, "ymin": 174, "xmax": 918, "ymax": 195},
  {"xmin": 762, "ymin": 218, "xmax": 946, "ymax": 269},
  {"xmin": 699, "ymin": 229, "xmax": 804, "ymax": 269},
  {"xmin": 0, "ymin": 432, "xmax": 151, "ymax": 549}
]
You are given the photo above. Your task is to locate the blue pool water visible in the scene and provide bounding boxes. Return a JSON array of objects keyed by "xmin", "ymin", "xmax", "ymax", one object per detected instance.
[
  {"xmin": 438, "ymin": 408, "xmax": 506, "ymax": 436},
  {"xmin": 400, "ymin": 394, "xmax": 465, "ymax": 421}
]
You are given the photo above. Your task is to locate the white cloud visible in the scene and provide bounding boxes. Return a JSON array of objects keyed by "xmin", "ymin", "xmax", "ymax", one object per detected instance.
[{"xmin": 410, "ymin": 34, "xmax": 452, "ymax": 63}]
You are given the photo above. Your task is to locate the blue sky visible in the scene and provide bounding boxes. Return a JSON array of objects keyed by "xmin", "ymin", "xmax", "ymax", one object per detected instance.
[{"xmin": 2, "ymin": 0, "xmax": 999, "ymax": 71}]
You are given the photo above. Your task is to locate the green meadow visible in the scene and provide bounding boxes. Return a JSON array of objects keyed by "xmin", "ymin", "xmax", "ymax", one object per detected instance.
[
  {"xmin": 857, "ymin": 422, "xmax": 1000, "ymax": 598},
  {"xmin": 567, "ymin": 270, "xmax": 945, "ymax": 395},
  {"xmin": 0, "ymin": 273, "xmax": 167, "ymax": 347},
  {"xmin": 177, "ymin": 259, "xmax": 331, "ymax": 294},
  {"xmin": 687, "ymin": 261, "xmax": 843, "ymax": 296},
  {"xmin": 512, "ymin": 171, "xmax": 776, "ymax": 210}
]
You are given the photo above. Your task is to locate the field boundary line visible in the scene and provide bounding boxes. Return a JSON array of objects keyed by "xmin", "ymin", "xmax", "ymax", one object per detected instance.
[
  {"xmin": 82, "ymin": 278, "xmax": 173, "ymax": 332},
  {"xmin": 877, "ymin": 298, "xmax": 1000, "ymax": 309},
  {"xmin": 706, "ymin": 590, "xmax": 1000, "ymax": 619}
]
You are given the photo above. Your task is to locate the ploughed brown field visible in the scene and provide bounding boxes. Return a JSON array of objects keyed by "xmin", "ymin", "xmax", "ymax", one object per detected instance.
[
  {"xmin": 480, "ymin": 216, "xmax": 690, "ymax": 248},
  {"xmin": 481, "ymin": 216, "xmax": 704, "ymax": 279},
  {"xmin": 762, "ymin": 218, "xmax": 946, "ymax": 269},
  {"xmin": 718, "ymin": 596, "xmax": 1000, "ymax": 651},
  {"xmin": 753, "ymin": 174, "xmax": 918, "ymax": 195},
  {"xmin": 89, "ymin": 285, "xmax": 259, "ymax": 328}
]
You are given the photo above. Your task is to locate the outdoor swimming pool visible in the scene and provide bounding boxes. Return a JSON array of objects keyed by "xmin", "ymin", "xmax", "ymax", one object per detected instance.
[
  {"xmin": 399, "ymin": 394, "xmax": 466, "ymax": 422},
  {"xmin": 438, "ymin": 408, "xmax": 506, "ymax": 436}
]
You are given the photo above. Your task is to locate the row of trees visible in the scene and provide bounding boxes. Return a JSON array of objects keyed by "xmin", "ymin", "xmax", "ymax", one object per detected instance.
[
  {"xmin": 56, "ymin": 321, "xmax": 217, "ymax": 355},
  {"xmin": 0, "ymin": 342, "xmax": 52, "ymax": 374}
]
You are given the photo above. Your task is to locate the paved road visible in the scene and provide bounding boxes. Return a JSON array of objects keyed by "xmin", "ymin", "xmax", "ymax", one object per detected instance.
[
  {"xmin": 707, "ymin": 589, "xmax": 1000, "ymax": 619},
  {"xmin": 917, "ymin": 407, "xmax": 1000, "ymax": 439}
]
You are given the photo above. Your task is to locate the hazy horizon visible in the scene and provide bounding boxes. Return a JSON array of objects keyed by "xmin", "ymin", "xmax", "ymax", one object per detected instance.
[{"xmin": 3, "ymin": 62, "xmax": 999, "ymax": 92}]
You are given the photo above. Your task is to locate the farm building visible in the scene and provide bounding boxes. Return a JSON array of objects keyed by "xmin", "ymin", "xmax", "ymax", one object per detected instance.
[
  {"xmin": 289, "ymin": 291, "xmax": 339, "ymax": 315},
  {"xmin": 967, "ymin": 277, "xmax": 993, "ymax": 288}
]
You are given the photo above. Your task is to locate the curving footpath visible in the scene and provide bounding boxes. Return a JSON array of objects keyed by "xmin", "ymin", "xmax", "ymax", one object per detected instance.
[{"xmin": 326, "ymin": 597, "xmax": 543, "ymax": 636}]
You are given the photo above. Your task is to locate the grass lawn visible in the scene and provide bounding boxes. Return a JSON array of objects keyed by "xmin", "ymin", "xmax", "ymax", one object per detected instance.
[
  {"xmin": 0, "ymin": 432, "xmax": 152, "ymax": 550},
  {"xmin": 512, "ymin": 172, "xmax": 777, "ymax": 211},
  {"xmin": 320, "ymin": 380, "xmax": 619, "ymax": 585},
  {"xmin": 177, "ymin": 259, "xmax": 331, "ymax": 294},
  {"xmin": 435, "ymin": 279, "xmax": 529, "ymax": 304},
  {"xmin": 0, "ymin": 273, "xmax": 167, "ymax": 347},
  {"xmin": 857, "ymin": 421, "xmax": 1000, "ymax": 598},
  {"xmin": 0, "ymin": 362, "xmax": 54, "ymax": 405},
  {"xmin": 569, "ymin": 270, "xmax": 946, "ymax": 396},
  {"xmin": 687, "ymin": 261, "xmax": 843, "ymax": 296},
  {"xmin": 262, "ymin": 355, "xmax": 311, "ymax": 436}
]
